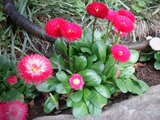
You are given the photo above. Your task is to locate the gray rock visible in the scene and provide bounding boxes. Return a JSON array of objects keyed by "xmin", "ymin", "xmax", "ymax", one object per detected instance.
[{"xmin": 33, "ymin": 85, "xmax": 160, "ymax": 120}]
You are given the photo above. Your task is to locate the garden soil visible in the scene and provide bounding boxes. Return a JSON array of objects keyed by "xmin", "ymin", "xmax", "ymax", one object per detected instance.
[{"xmin": 28, "ymin": 60, "xmax": 160, "ymax": 120}]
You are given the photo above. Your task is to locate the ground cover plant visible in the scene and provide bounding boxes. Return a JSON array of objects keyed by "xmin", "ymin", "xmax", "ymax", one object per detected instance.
[{"xmin": 0, "ymin": 1, "xmax": 150, "ymax": 119}]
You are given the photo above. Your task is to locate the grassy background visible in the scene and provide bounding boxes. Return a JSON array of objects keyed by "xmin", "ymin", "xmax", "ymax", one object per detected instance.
[{"xmin": 0, "ymin": 0, "xmax": 159, "ymax": 60}]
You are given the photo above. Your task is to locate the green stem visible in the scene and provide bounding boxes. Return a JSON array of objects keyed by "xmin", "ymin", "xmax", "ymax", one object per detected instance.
[
  {"xmin": 68, "ymin": 42, "xmax": 71, "ymax": 68},
  {"xmin": 113, "ymin": 32, "xmax": 120, "ymax": 44},
  {"xmin": 106, "ymin": 21, "xmax": 111, "ymax": 36},
  {"xmin": 92, "ymin": 17, "xmax": 97, "ymax": 44}
]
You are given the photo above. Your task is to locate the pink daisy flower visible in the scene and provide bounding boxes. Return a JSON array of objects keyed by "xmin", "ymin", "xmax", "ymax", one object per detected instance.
[
  {"xmin": 61, "ymin": 22, "xmax": 82, "ymax": 41},
  {"xmin": 112, "ymin": 15, "xmax": 134, "ymax": 33},
  {"xmin": 69, "ymin": 74, "xmax": 84, "ymax": 90},
  {"xmin": 118, "ymin": 9, "xmax": 135, "ymax": 22},
  {"xmin": 105, "ymin": 9, "xmax": 118, "ymax": 22},
  {"xmin": 17, "ymin": 54, "xmax": 53, "ymax": 85},
  {"xmin": 45, "ymin": 18, "xmax": 67, "ymax": 38},
  {"xmin": 86, "ymin": 1, "xmax": 109, "ymax": 18},
  {"xmin": 114, "ymin": 28, "xmax": 127, "ymax": 37},
  {"xmin": 111, "ymin": 44, "xmax": 131, "ymax": 62},
  {"xmin": 0, "ymin": 103, "xmax": 7, "ymax": 120},
  {"xmin": 6, "ymin": 75, "xmax": 17, "ymax": 85},
  {"xmin": 5, "ymin": 100, "xmax": 28, "ymax": 120}
]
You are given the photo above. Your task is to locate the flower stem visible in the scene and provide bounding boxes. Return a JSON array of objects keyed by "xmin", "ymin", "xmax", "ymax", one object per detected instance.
[
  {"xmin": 68, "ymin": 42, "xmax": 71, "ymax": 68},
  {"xmin": 106, "ymin": 21, "xmax": 111, "ymax": 36},
  {"xmin": 113, "ymin": 32, "xmax": 120, "ymax": 44},
  {"xmin": 92, "ymin": 17, "xmax": 97, "ymax": 44}
]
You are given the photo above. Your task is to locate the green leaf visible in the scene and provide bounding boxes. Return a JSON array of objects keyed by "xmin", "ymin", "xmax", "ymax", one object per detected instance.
[
  {"xmin": 154, "ymin": 61, "xmax": 160, "ymax": 70},
  {"xmin": 89, "ymin": 90, "xmax": 107, "ymax": 108},
  {"xmin": 120, "ymin": 66, "xmax": 135, "ymax": 78},
  {"xmin": 57, "ymin": 55, "xmax": 66, "ymax": 68},
  {"xmin": 105, "ymin": 84, "xmax": 116, "ymax": 95},
  {"xmin": 95, "ymin": 85, "xmax": 111, "ymax": 98},
  {"xmin": 80, "ymin": 47, "xmax": 91, "ymax": 55},
  {"xmin": 72, "ymin": 100, "xmax": 89, "ymax": 118},
  {"xmin": 69, "ymin": 90, "xmax": 83, "ymax": 103},
  {"xmin": 0, "ymin": 88, "xmax": 24, "ymax": 102},
  {"xmin": 87, "ymin": 54, "xmax": 97, "ymax": 67},
  {"xmin": 92, "ymin": 40, "xmax": 107, "ymax": 62},
  {"xmin": 55, "ymin": 39, "xmax": 68, "ymax": 56},
  {"xmin": 139, "ymin": 51, "xmax": 155, "ymax": 62},
  {"xmin": 36, "ymin": 77, "xmax": 59, "ymax": 92},
  {"xmin": 124, "ymin": 79, "xmax": 142, "ymax": 95},
  {"xmin": 90, "ymin": 61, "xmax": 104, "ymax": 74},
  {"xmin": 44, "ymin": 96, "xmax": 58, "ymax": 113},
  {"xmin": 74, "ymin": 56, "xmax": 87, "ymax": 71},
  {"xmin": 67, "ymin": 97, "xmax": 74, "ymax": 107},
  {"xmin": 116, "ymin": 79, "xmax": 128, "ymax": 93},
  {"xmin": 0, "ymin": 55, "xmax": 11, "ymax": 72},
  {"xmin": 56, "ymin": 71, "xmax": 68, "ymax": 82},
  {"xmin": 0, "ymin": 84, "xmax": 5, "ymax": 91},
  {"xmin": 127, "ymin": 50, "xmax": 139, "ymax": 64},
  {"xmin": 80, "ymin": 69, "xmax": 101, "ymax": 87},
  {"xmin": 55, "ymin": 83, "xmax": 71, "ymax": 94},
  {"xmin": 131, "ymin": 76, "xmax": 149, "ymax": 93},
  {"xmin": 155, "ymin": 52, "xmax": 160, "ymax": 61},
  {"xmin": 83, "ymin": 88, "xmax": 91, "ymax": 102},
  {"xmin": 50, "ymin": 54, "xmax": 66, "ymax": 69},
  {"xmin": 88, "ymin": 103, "xmax": 102, "ymax": 116}
]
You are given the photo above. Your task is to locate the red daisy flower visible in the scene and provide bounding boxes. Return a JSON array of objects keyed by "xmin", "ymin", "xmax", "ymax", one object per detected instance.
[
  {"xmin": 0, "ymin": 103, "xmax": 7, "ymax": 120},
  {"xmin": 17, "ymin": 54, "xmax": 53, "ymax": 85},
  {"xmin": 86, "ymin": 1, "xmax": 109, "ymax": 18},
  {"xmin": 105, "ymin": 9, "xmax": 118, "ymax": 22},
  {"xmin": 5, "ymin": 100, "xmax": 28, "ymax": 120},
  {"xmin": 69, "ymin": 74, "xmax": 84, "ymax": 90},
  {"xmin": 6, "ymin": 75, "xmax": 17, "ymax": 85},
  {"xmin": 112, "ymin": 15, "xmax": 134, "ymax": 33},
  {"xmin": 61, "ymin": 22, "xmax": 82, "ymax": 41},
  {"xmin": 118, "ymin": 9, "xmax": 135, "ymax": 22},
  {"xmin": 45, "ymin": 18, "xmax": 67, "ymax": 38},
  {"xmin": 111, "ymin": 44, "xmax": 131, "ymax": 62}
]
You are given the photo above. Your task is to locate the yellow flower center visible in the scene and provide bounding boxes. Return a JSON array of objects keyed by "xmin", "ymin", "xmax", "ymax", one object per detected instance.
[
  {"xmin": 118, "ymin": 51, "xmax": 123, "ymax": 56},
  {"xmin": 73, "ymin": 78, "xmax": 80, "ymax": 85},
  {"xmin": 31, "ymin": 64, "xmax": 41, "ymax": 73},
  {"xmin": 95, "ymin": 8, "xmax": 99, "ymax": 12},
  {"xmin": 68, "ymin": 29, "xmax": 72, "ymax": 34}
]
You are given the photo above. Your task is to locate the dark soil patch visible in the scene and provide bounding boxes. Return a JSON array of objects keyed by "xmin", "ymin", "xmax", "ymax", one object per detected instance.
[
  {"xmin": 28, "ymin": 61, "xmax": 160, "ymax": 120},
  {"xmin": 136, "ymin": 61, "xmax": 160, "ymax": 86}
]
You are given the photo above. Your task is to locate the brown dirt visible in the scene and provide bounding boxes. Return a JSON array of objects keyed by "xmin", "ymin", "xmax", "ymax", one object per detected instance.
[
  {"xmin": 28, "ymin": 61, "xmax": 160, "ymax": 120},
  {"xmin": 136, "ymin": 61, "xmax": 160, "ymax": 86}
]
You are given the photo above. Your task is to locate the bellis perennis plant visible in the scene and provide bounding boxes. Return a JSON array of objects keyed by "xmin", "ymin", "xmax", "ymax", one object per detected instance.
[
  {"xmin": 0, "ymin": 1, "xmax": 149, "ymax": 119},
  {"xmin": 35, "ymin": 1, "xmax": 149, "ymax": 118}
]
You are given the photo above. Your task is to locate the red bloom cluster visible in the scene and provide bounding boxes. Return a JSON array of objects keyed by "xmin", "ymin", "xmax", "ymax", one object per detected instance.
[
  {"xmin": 86, "ymin": 1, "xmax": 109, "ymax": 18},
  {"xmin": 112, "ymin": 15, "xmax": 134, "ymax": 33},
  {"xmin": 111, "ymin": 44, "xmax": 130, "ymax": 62},
  {"xmin": 69, "ymin": 74, "xmax": 84, "ymax": 90},
  {"xmin": 104, "ymin": 8, "xmax": 135, "ymax": 33},
  {"xmin": 45, "ymin": 18, "xmax": 82, "ymax": 41},
  {"xmin": 118, "ymin": 9, "xmax": 135, "ymax": 22},
  {"xmin": 6, "ymin": 75, "xmax": 17, "ymax": 85},
  {"xmin": 105, "ymin": 9, "xmax": 118, "ymax": 22},
  {"xmin": 61, "ymin": 22, "xmax": 82, "ymax": 41},
  {"xmin": 0, "ymin": 100, "xmax": 28, "ymax": 120},
  {"xmin": 17, "ymin": 54, "xmax": 53, "ymax": 85},
  {"xmin": 45, "ymin": 18, "xmax": 67, "ymax": 38}
]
